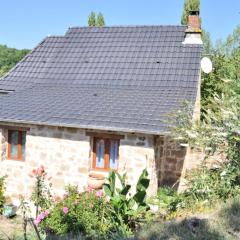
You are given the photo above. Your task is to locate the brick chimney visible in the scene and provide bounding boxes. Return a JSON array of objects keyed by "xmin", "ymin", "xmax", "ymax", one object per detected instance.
[{"xmin": 183, "ymin": 11, "xmax": 202, "ymax": 44}]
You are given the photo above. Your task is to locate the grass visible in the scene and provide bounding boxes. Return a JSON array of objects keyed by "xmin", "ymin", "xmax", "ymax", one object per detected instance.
[{"xmin": 136, "ymin": 197, "xmax": 240, "ymax": 240}]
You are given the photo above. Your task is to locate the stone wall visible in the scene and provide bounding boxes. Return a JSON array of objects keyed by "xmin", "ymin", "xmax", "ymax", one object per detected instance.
[
  {"xmin": 118, "ymin": 134, "xmax": 157, "ymax": 196},
  {"xmin": 0, "ymin": 125, "xmax": 158, "ymax": 203},
  {"xmin": 155, "ymin": 135, "xmax": 204, "ymax": 190},
  {"xmin": 0, "ymin": 125, "xmax": 91, "ymax": 203}
]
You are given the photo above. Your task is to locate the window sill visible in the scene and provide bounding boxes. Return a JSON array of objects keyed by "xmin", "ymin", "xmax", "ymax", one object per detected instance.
[
  {"xmin": 6, "ymin": 158, "xmax": 25, "ymax": 163},
  {"xmin": 89, "ymin": 169, "xmax": 117, "ymax": 177}
]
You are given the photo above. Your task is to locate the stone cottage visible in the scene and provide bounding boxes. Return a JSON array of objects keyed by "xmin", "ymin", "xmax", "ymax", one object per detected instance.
[{"xmin": 0, "ymin": 12, "xmax": 203, "ymax": 201}]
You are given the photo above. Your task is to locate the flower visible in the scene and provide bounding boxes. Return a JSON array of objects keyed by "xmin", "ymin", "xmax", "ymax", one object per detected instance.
[
  {"xmin": 39, "ymin": 212, "xmax": 45, "ymax": 220},
  {"xmin": 34, "ymin": 218, "xmax": 41, "ymax": 226},
  {"xmin": 44, "ymin": 210, "xmax": 49, "ymax": 217},
  {"xmin": 63, "ymin": 207, "xmax": 69, "ymax": 214},
  {"xmin": 95, "ymin": 190, "xmax": 103, "ymax": 198},
  {"xmin": 52, "ymin": 195, "xmax": 61, "ymax": 202}
]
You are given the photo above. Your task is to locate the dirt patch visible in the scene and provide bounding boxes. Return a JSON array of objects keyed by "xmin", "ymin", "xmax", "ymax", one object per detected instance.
[{"xmin": 0, "ymin": 215, "xmax": 36, "ymax": 240}]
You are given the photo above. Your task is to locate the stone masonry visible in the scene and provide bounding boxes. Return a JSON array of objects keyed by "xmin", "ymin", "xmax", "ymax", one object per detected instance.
[
  {"xmin": 0, "ymin": 125, "xmax": 158, "ymax": 203},
  {"xmin": 0, "ymin": 122, "xmax": 204, "ymax": 203}
]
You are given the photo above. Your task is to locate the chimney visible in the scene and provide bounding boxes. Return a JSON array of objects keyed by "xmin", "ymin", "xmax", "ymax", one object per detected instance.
[{"xmin": 183, "ymin": 11, "xmax": 202, "ymax": 44}]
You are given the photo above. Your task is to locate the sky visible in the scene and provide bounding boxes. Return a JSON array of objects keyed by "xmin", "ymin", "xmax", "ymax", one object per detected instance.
[{"xmin": 0, "ymin": 0, "xmax": 239, "ymax": 49}]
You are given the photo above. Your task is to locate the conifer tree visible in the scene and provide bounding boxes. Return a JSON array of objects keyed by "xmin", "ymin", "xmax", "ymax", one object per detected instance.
[
  {"xmin": 97, "ymin": 13, "xmax": 105, "ymax": 27},
  {"xmin": 88, "ymin": 12, "xmax": 96, "ymax": 26},
  {"xmin": 181, "ymin": 0, "xmax": 200, "ymax": 25},
  {"xmin": 88, "ymin": 12, "xmax": 105, "ymax": 27}
]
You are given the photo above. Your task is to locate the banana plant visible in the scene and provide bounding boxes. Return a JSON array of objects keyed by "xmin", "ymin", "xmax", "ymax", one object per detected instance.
[{"xmin": 103, "ymin": 169, "xmax": 150, "ymax": 232}]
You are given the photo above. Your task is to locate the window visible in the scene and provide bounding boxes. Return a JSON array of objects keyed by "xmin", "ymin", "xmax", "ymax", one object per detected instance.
[
  {"xmin": 92, "ymin": 137, "xmax": 119, "ymax": 170},
  {"xmin": 8, "ymin": 130, "xmax": 26, "ymax": 161}
]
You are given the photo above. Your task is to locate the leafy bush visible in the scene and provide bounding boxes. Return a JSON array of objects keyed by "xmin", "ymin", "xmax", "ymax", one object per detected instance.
[
  {"xmin": 103, "ymin": 169, "xmax": 150, "ymax": 235},
  {"xmin": 157, "ymin": 187, "xmax": 184, "ymax": 212},
  {"xmin": 184, "ymin": 164, "xmax": 240, "ymax": 202},
  {"xmin": 0, "ymin": 176, "xmax": 6, "ymax": 213},
  {"xmin": 37, "ymin": 186, "xmax": 114, "ymax": 239}
]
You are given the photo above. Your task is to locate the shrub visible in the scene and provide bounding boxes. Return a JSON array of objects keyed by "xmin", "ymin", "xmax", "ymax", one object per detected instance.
[{"xmin": 37, "ymin": 186, "xmax": 114, "ymax": 239}]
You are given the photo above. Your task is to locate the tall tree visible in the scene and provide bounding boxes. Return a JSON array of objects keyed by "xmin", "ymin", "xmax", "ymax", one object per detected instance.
[
  {"xmin": 88, "ymin": 12, "xmax": 105, "ymax": 27},
  {"xmin": 88, "ymin": 12, "xmax": 96, "ymax": 26},
  {"xmin": 181, "ymin": 0, "xmax": 200, "ymax": 25},
  {"xmin": 96, "ymin": 13, "xmax": 105, "ymax": 27}
]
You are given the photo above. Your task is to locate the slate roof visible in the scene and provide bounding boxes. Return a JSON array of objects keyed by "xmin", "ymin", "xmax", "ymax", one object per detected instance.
[{"xmin": 0, "ymin": 26, "xmax": 202, "ymax": 135}]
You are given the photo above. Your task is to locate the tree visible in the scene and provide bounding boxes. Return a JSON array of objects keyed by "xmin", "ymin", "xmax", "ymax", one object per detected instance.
[
  {"xmin": 88, "ymin": 12, "xmax": 96, "ymax": 26},
  {"xmin": 202, "ymin": 29, "xmax": 213, "ymax": 55},
  {"xmin": 88, "ymin": 12, "xmax": 105, "ymax": 27},
  {"xmin": 0, "ymin": 45, "xmax": 30, "ymax": 77},
  {"xmin": 97, "ymin": 13, "xmax": 105, "ymax": 27},
  {"xmin": 181, "ymin": 0, "xmax": 200, "ymax": 25}
]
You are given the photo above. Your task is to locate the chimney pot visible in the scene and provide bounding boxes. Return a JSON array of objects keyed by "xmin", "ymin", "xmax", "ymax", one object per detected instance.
[{"xmin": 187, "ymin": 10, "xmax": 201, "ymax": 32}]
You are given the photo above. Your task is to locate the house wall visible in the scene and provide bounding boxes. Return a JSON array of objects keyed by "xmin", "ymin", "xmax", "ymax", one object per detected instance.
[
  {"xmin": 155, "ymin": 73, "xmax": 205, "ymax": 191},
  {"xmin": 0, "ymin": 125, "xmax": 157, "ymax": 203},
  {"xmin": 155, "ymin": 135, "xmax": 204, "ymax": 190}
]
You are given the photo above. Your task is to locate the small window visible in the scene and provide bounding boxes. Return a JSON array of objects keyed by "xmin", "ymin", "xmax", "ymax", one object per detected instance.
[
  {"xmin": 92, "ymin": 137, "xmax": 119, "ymax": 170},
  {"xmin": 8, "ymin": 130, "xmax": 26, "ymax": 161}
]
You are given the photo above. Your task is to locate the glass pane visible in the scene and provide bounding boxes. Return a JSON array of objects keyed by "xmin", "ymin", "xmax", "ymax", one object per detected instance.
[
  {"xmin": 96, "ymin": 139, "xmax": 105, "ymax": 168},
  {"xmin": 10, "ymin": 131, "xmax": 18, "ymax": 158},
  {"xmin": 110, "ymin": 140, "xmax": 119, "ymax": 169},
  {"xmin": 21, "ymin": 132, "xmax": 26, "ymax": 158}
]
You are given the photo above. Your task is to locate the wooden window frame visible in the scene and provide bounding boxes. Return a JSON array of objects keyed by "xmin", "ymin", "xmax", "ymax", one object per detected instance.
[
  {"xmin": 92, "ymin": 137, "xmax": 120, "ymax": 171},
  {"xmin": 7, "ymin": 130, "xmax": 26, "ymax": 161}
]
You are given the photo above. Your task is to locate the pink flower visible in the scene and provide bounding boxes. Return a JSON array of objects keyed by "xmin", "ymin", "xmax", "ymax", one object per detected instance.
[
  {"xmin": 63, "ymin": 207, "xmax": 69, "ymax": 214},
  {"xmin": 34, "ymin": 218, "xmax": 41, "ymax": 225},
  {"xmin": 96, "ymin": 190, "xmax": 103, "ymax": 198},
  {"xmin": 44, "ymin": 210, "xmax": 49, "ymax": 217}
]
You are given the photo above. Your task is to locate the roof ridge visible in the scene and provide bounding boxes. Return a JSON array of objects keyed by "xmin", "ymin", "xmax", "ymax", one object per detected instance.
[{"xmin": 67, "ymin": 25, "xmax": 187, "ymax": 29}]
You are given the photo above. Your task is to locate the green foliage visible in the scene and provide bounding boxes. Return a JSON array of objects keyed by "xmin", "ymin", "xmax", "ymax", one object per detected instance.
[
  {"xmin": 103, "ymin": 169, "xmax": 150, "ymax": 234},
  {"xmin": 88, "ymin": 12, "xmax": 105, "ymax": 27},
  {"xmin": 0, "ymin": 45, "xmax": 29, "ymax": 77},
  {"xmin": 202, "ymin": 25, "xmax": 240, "ymax": 108},
  {"xmin": 157, "ymin": 187, "xmax": 183, "ymax": 212},
  {"xmin": 97, "ymin": 13, "xmax": 105, "ymax": 27},
  {"xmin": 88, "ymin": 12, "xmax": 96, "ymax": 27},
  {"xmin": 184, "ymin": 165, "xmax": 240, "ymax": 203},
  {"xmin": 170, "ymin": 74, "xmax": 240, "ymax": 206},
  {"xmin": 202, "ymin": 29, "xmax": 213, "ymax": 55},
  {"xmin": 0, "ymin": 176, "xmax": 6, "ymax": 213},
  {"xmin": 38, "ymin": 188, "xmax": 114, "ymax": 239},
  {"xmin": 181, "ymin": 0, "xmax": 200, "ymax": 25}
]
